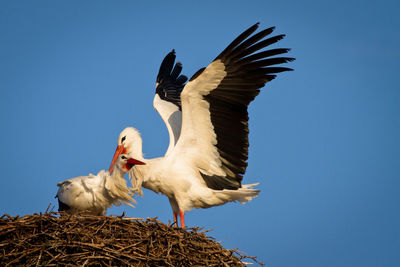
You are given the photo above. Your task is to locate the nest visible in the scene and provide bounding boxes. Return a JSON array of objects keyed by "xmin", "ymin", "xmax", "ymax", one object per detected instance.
[{"xmin": 0, "ymin": 210, "xmax": 262, "ymax": 266}]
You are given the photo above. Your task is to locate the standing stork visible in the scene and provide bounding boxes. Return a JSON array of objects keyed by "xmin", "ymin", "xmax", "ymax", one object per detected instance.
[{"xmin": 109, "ymin": 23, "xmax": 294, "ymax": 227}]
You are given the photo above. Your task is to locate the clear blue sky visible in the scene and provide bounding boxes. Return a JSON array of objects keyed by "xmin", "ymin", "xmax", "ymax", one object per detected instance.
[{"xmin": 1, "ymin": 1, "xmax": 399, "ymax": 266}]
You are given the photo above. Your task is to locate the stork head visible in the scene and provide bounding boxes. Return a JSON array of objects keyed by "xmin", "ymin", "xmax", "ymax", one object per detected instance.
[{"xmin": 109, "ymin": 127, "xmax": 145, "ymax": 174}]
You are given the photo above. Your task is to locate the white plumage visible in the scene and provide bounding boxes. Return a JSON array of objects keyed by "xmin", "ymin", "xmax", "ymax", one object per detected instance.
[
  {"xmin": 109, "ymin": 23, "xmax": 294, "ymax": 227},
  {"xmin": 56, "ymin": 154, "xmax": 144, "ymax": 215}
]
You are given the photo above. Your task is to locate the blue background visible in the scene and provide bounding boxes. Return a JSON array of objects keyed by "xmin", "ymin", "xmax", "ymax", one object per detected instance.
[{"xmin": 1, "ymin": 1, "xmax": 399, "ymax": 266}]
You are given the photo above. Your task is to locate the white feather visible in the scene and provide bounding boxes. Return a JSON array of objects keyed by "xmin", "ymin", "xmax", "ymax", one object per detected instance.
[
  {"xmin": 153, "ymin": 94, "xmax": 182, "ymax": 156},
  {"xmin": 56, "ymin": 156, "xmax": 136, "ymax": 215}
]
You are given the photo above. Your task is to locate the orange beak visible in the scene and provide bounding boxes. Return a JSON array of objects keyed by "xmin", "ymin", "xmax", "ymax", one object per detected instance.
[{"xmin": 109, "ymin": 145, "xmax": 127, "ymax": 174}]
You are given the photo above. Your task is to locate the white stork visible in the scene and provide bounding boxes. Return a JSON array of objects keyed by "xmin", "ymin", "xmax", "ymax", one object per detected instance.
[
  {"xmin": 56, "ymin": 154, "xmax": 145, "ymax": 215},
  {"xmin": 109, "ymin": 23, "xmax": 294, "ymax": 227}
]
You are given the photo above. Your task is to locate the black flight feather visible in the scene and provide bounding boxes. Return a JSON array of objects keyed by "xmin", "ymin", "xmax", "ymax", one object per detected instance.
[
  {"xmin": 156, "ymin": 50, "xmax": 188, "ymax": 110},
  {"xmin": 190, "ymin": 23, "xmax": 295, "ymax": 190}
]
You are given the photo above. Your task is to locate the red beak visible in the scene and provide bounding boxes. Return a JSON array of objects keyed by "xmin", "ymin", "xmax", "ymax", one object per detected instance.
[
  {"xmin": 127, "ymin": 158, "xmax": 146, "ymax": 166},
  {"xmin": 109, "ymin": 145, "xmax": 127, "ymax": 174},
  {"xmin": 125, "ymin": 158, "xmax": 146, "ymax": 170}
]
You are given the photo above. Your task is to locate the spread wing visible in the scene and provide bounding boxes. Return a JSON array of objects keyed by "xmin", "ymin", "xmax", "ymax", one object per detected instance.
[
  {"xmin": 170, "ymin": 23, "xmax": 294, "ymax": 190},
  {"xmin": 153, "ymin": 50, "xmax": 188, "ymax": 156}
]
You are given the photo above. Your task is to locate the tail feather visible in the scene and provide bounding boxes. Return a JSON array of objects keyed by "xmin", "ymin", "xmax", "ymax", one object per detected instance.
[
  {"xmin": 220, "ymin": 183, "xmax": 260, "ymax": 204},
  {"xmin": 200, "ymin": 183, "xmax": 260, "ymax": 208}
]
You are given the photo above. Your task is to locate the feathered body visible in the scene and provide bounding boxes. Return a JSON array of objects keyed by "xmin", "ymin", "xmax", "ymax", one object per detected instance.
[
  {"xmin": 119, "ymin": 128, "xmax": 259, "ymax": 213},
  {"xmin": 57, "ymin": 155, "xmax": 142, "ymax": 215}
]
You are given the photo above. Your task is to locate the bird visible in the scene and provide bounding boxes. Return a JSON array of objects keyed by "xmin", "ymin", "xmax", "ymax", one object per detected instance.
[
  {"xmin": 109, "ymin": 23, "xmax": 294, "ymax": 227},
  {"xmin": 56, "ymin": 154, "xmax": 145, "ymax": 215}
]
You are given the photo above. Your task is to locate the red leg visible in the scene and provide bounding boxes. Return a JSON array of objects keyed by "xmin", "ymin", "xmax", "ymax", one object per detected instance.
[{"xmin": 180, "ymin": 210, "xmax": 185, "ymax": 228}]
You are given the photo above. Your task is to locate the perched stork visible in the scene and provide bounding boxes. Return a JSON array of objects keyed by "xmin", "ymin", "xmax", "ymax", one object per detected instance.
[
  {"xmin": 56, "ymin": 154, "xmax": 145, "ymax": 215},
  {"xmin": 109, "ymin": 23, "xmax": 294, "ymax": 227}
]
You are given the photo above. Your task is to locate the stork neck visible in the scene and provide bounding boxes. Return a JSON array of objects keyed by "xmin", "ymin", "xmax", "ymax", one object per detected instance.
[
  {"xmin": 112, "ymin": 167, "xmax": 126, "ymax": 180},
  {"xmin": 127, "ymin": 139, "xmax": 145, "ymax": 161}
]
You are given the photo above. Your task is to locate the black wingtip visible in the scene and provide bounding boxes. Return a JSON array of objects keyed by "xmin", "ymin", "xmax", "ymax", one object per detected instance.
[
  {"xmin": 155, "ymin": 50, "xmax": 188, "ymax": 109},
  {"xmin": 157, "ymin": 50, "xmax": 177, "ymax": 82},
  {"xmin": 248, "ymin": 23, "xmax": 260, "ymax": 33},
  {"xmin": 217, "ymin": 23, "xmax": 261, "ymax": 60},
  {"xmin": 266, "ymin": 67, "xmax": 294, "ymax": 73},
  {"xmin": 177, "ymin": 75, "xmax": 188, "ymax": 84},
  {"xmin": 276, "ymin": 34, "xmax": 286, "ymax": 40}
]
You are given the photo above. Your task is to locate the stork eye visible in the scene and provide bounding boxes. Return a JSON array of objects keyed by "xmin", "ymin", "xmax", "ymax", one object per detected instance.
[
  {"xmin": 121, "ymin": 136, "xmax": 126, "ymax": 143},
  {"xmin": 121, "ymin": 155, "xmax": 127, "ymax": 159}
]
